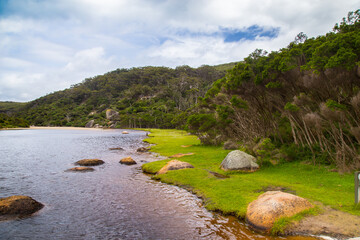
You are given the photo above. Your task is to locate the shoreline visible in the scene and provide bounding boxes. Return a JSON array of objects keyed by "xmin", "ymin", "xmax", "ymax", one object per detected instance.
[
  {"xmin": 1, "ymin": 126, "xmax": 126, "ymax": 131},
  {"xmin": 141, "ymin": 129, "xmax": 360, "ymax": 240}
]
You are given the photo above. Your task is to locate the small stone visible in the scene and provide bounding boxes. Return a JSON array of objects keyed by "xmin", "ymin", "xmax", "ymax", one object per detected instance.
[
  {"xmin": 109, "ymin": 147, "xmax": 124, "ymax": 151},
  {"xmin": 85, "ymin": 120, "xmax": 95, "ymax": 128},
  {"xmin": 157, "ymin": 160, "xmax": 194, "ymax": 174},
  {"xmin": 120, "ymin": 157, "xmax": 137, "ymax": 165},
  {"xmin": 136, "ymin": 147, "xmax": 149, "ymax": 152},
  {"xmin": 75, "ymin": 159, "xmax": 104, "ymax": 166},
  {"xmin": 66, "ymin": 167, "xmax": 95, "ymax": 172}
]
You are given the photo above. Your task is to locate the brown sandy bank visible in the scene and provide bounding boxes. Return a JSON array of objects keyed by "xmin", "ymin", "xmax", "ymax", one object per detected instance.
[{"xmin": 285, "ymin": 204, "xmax": 360, "ymax": 239}]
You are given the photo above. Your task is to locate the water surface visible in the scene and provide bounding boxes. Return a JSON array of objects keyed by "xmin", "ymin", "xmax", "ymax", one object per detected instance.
[{"xmin": 0, "ymin": 128, "xmax": 319, "ymax": 239}]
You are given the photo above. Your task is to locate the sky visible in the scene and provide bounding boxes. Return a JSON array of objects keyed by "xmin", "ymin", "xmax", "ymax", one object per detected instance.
[{"xmin": 0, "ymin": 0, "xmax": 358, "ymax": 102}]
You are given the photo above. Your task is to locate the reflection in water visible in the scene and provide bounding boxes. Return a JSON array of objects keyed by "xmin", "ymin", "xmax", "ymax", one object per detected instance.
[{"xmin": 0, "ymin": 129, "xmax": 319, "ymax": 239}]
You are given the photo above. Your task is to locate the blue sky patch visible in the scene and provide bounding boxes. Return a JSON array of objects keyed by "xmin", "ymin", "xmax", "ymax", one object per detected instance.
[
  {"xmin": 222, "ymin": 25, "xmax": 280, "ymax": 42},
  {"xmin": 175, "ymin": 25, "xmax": 280, "ymax": 42}
]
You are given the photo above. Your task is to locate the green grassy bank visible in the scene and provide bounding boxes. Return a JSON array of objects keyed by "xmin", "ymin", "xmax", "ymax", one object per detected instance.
[{"xmin": 142, "ymin": 129, "xmax": 360, "ymax": 219}]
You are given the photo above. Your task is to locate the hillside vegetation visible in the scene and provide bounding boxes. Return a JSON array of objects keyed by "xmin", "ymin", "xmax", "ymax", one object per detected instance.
[
  {"xmin": 187, "ymin": 10, "xmax": 360, "ymax": 171},
  {"xmin": 20, "ymin": 65, "xmax": 228, "ymax": 128},
  {"xmin": 0, "ymin": 102, "xmax": 29, "ymax": 128}
]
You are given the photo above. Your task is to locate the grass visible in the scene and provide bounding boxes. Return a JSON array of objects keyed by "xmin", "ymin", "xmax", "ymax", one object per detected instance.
[
  {"xmin": 270, "ymin": 207, "xmax": 321, "ymax": 235},
  {"xmin": 142, "ymin": 129, "xmax": 360, "ymax": 221}
]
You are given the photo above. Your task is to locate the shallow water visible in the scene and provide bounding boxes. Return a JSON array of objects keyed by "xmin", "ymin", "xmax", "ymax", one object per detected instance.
[{"xmin": 0, "ymin": 128, "xmax": 319, "ymax": 239}]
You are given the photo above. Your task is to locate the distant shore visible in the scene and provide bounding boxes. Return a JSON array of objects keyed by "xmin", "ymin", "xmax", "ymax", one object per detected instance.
[{"xmin": 0, "ymin": 126, "xmax": 121, "ymax": 131}]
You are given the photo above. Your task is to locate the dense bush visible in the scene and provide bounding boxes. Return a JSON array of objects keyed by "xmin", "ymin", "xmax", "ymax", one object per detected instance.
[{"xmin": 187, "ymin": 10, "xmax": 360, "ymax": 171}]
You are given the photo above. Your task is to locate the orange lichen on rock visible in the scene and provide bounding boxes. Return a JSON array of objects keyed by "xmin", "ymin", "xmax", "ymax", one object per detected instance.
[
  {"xmin": 246, "ymin": 191, "xmax": 313, "ymax": 232},
  {"xmin": 120, "ymin": 157, "xmax": 137, "ymax": 165}
]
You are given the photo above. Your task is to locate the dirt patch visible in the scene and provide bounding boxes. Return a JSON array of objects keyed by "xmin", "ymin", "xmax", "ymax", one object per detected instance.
[
  {"xmin": 169, "ymin": 153, "xmax": 194, "ymax": 158},
  {"xmin": 285, "ymin": 205, "xmax": 360, "ymax": 239},
  {"xmin": 207, "ymin": 170, "xmax": 229, "ymax": 179},
  {"xmin": 255, "ymin": 185, "xmax": 296, "ymax": 195}
]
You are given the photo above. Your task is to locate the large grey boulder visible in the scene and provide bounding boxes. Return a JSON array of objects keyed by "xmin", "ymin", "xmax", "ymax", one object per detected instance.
[
  {"xmin": 85, "ymin": 120, "xmax": 95, "ymax": 128},
  {"xmin": 220, "ymin": 150, "xmax": 259, "ymax": 171},
  {"xmin": 106, "ymin": 109, "xmax": 119, "ymax": 120}
]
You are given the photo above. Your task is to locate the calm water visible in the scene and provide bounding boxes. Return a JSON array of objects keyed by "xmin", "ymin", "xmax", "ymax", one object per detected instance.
[{"xmin": 0, "ymin": 128, "xmax": 319, "ymax": 240}]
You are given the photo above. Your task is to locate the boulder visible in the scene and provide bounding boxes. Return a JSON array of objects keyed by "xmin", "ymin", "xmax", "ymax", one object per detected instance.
[
  {"xmin": 122, "ymin": 131, "xmax": 129, "ymax": 134},
  {"xmin": 0, "ymin": 195, "xmax": 44, "ymax": 217},
  {"xmin": 223, "ymin": 140, "xmax": 239, "ymax": 150},
  {"xmin": 120, "ymin": 157, "xmax": 137, "ymax": 165},
  {"xmin": 66, "ymin": 167, "xmax": 95, "ymax": 172},
  {"xmin": 220, "ymin": 150, "xmax": 259, "ymax": 171},
  {"xmin": 246, "ymin": 191, "xmax": 313, "ymax": 232},
  {"xmin": 85, "ymin": 120, "xmax": 95, "ymax": 128},
  {"xmin": 137, "ymin": 147, "xmax": 149, "ymax": 152},
  {"xmin": 157, "ymin": 160, "xmax": 194, "ymax": 175},
  {"xmin": 106, "ymin": 109, "xmax": 119, "ymax": 120},
  {"xmin": 75, "ymin": 159, "xmax": 104, "ymax": 166}
]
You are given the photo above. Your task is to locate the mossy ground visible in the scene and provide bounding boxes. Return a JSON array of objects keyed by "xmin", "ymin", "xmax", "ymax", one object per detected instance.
[{"xmin": 142, "ymin": 129, "xmax": 360, "ymax": 220}]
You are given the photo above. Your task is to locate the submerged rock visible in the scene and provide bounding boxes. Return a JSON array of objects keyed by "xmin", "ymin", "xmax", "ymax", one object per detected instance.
[
  {"xmin": 66, "ymin": 167, "xmax": 95, "ymax": 172},
  {"xmin": 246, "ymin": 191, "xmax": 313, "ymax": 232},
  {"xmin": 157, "ymin": 160, "xmax": 194, "ymax": 175},
  {"xmin": 136, "ymin": 147, "xmax": 149, "ymax": 152},
  {"xmin": 109, "ymin": 147, "xmax": 124, "ymax": 151},
  {"xmin": 120, "ymin": 157, "xmax": 137, "ymax": 165},
  {"xmin": 220, "ymin": 150, "xmax": 258, "ymax": 171},
  {"xmin": 75, "ymin": 159, "xmax": 104, "ymax": 166},
  {"xmin": 0, "ymin": 195, "xmax": 44, "ymax": 217}
]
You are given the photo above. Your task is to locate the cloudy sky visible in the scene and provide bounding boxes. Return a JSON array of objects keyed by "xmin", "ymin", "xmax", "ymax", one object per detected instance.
[{"xmin": 0, "ymin": 0, "xmax": 358, "ymax": 102}]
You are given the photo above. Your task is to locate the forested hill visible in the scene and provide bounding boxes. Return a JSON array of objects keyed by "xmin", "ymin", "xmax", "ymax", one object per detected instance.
[
  {"xmin": 19, "ymin": 65, "xmax": 231, "ymax": 128},
  {"xmin": 187, "ymin": 10, "xmax": 360, "ymax": 171}
]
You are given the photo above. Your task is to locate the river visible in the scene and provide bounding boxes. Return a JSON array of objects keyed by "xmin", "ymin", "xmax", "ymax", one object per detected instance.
[{"xmin": 0, "ymin": 128, "xmax": 320, "ymax": 239}]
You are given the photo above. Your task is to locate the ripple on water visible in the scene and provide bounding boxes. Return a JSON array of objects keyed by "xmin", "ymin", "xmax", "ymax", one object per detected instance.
[{"xmin": 0, "ymin": 129, "xmax": 319, "ymax": 240}]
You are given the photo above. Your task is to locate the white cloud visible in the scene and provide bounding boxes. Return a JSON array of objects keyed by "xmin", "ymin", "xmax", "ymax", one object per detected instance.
[{"xmin": 0, "ymin": 0, "xmax": 359, "ymax": 101}]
